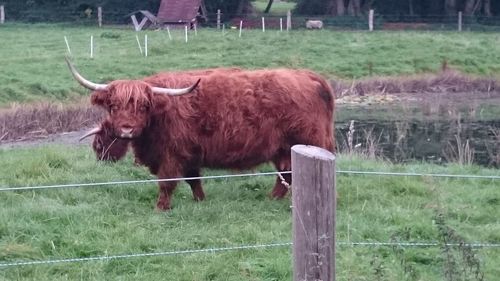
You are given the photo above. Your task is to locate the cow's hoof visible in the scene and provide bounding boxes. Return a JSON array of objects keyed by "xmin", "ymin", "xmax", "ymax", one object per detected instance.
[
  {"xmin": 156, "ymin": 201, "xmax": 172, "ymax": 211},
  {"xmin": 270, "ymin": 185, "xmax": 289, "ymax": 199}
]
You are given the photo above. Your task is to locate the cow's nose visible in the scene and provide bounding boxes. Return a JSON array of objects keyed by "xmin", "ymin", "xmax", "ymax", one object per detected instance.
[{"xmin": 121, "ymin": 127, "xmax": 133, "ymax": 135}]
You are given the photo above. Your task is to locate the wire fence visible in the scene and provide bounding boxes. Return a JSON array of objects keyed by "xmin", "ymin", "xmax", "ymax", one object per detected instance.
[
  {"xmin": 0, "ymin": 167, "xmax": 499, "ymax": 272},
  {"xmin": 1, "ymin": 170, "xmax": 498, "ymax": 192},
  {"xmin": 1, "ymin": 241, "xmax": 500, "ymax": 269}
]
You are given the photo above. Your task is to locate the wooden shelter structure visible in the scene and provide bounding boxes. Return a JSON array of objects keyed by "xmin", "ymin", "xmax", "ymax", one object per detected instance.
[{"xmin": 130, "ymin": 0, "xmax": 207, "ymax": 31}]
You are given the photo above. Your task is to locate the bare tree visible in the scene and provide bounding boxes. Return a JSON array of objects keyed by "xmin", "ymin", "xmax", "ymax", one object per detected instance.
[
  {"xmin": 263, "ymin": 0, "xmax": 274, "ymax": 13},
  {"xmin": 464, "ymin": 0, "xmax": 478, "ymax": 15},
  {"xmin": 347, "ymin": 0, "xmax": 361, "ymax": 16},
  {"xmin": 336, "ymin": 0, "xmax": 345, "ymax": 16},
  {"xmin": 445, "ymin": 0, "xmax": 457, "ymax": 15},
  {"xmin": 483, "ymin": 0, "xmax": 492, "ymax": 16}
]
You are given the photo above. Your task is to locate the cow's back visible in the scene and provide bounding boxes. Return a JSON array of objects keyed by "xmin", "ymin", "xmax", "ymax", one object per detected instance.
[{"xmin": 190, "ymin": 69, "xmax": 334, "ymax": 168}]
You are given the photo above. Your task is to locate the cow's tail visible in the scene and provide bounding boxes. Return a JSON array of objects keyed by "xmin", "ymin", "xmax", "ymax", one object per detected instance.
[
  {"xmin": 310, "ymin": 72, "xmax": 336, "ymax": 153},
  {"xmin": 309, "ymin": 72, "xmax": 335, "ymax": 114}
]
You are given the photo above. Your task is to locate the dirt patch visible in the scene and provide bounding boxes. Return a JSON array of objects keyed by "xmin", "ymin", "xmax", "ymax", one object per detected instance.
[
  {"xmin": 332, "ymin": 70, "xmax": 498, "ymax": 102},
  {"xmin": 0, "ymin": 101, "xmax": 104, "ymax": 145}
]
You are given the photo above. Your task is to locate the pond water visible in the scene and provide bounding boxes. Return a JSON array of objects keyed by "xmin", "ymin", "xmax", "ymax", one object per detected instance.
[{"xmin": 335, "ymin": 92, "xmax": 500, "ymax": 167}]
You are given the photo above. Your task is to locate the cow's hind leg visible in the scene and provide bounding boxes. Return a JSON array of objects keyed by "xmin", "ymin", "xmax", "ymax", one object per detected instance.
[
  {"xmin": 185, "ymin": 169, "xmax": 205, "ymax": 201},
  {"xmin": 271, "ymin": 155, "xmax": 291, "ymax": 199}
]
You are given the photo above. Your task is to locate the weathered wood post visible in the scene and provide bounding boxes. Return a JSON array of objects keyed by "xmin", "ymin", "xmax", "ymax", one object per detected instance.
[
  {"xmin": 368, "ymin": 9, "xmax": 374, "ymax": 31},
  {"xmin": 292, "ymin": 145, "xmax": 336, "ymax": 281},
  {"xmin": 287, "ymin": 10, "xmax": 292, "ymax": 31},
  {"xmin": 97, "ymin": 6, "xmax": 102, "ymax": 27},
  {"xmin": 217, "ymin": 9, "xmax": 221, "ymax": 29},
  {"xmin": 458, "ymin": 11, "xmax": 462, "ymax": 32},
  {"xmin": 1, "ymin": 5, "xmax": 5, "ymax": 24}
]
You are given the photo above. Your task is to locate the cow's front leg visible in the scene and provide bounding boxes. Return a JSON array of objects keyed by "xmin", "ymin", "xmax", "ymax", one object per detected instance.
[
  {"xmin": 156, "ymin": 181, "xmax": 178, "ymax": 211},
  {"xmin": 185, "ymin": 169, "xmax": 205, "ymax": 201},
  {"xmin": 156, "ymin": 166, "xmax": 182, "ymax": 211}
]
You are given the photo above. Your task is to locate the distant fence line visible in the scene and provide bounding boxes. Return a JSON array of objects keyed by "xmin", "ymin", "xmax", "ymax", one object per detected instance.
[
  {"xmin": 1, "ymin": 4, "xmax": 500, "ymax": 32},
  {"xmin": 1, "ymin": 170, "xmax": 499, "ymax": 193}
]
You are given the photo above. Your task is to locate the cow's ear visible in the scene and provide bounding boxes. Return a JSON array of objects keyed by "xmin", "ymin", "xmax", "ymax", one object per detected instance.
[{"xmin": 91, "ymin": 90, "xmax": 110, "ymax": 108}]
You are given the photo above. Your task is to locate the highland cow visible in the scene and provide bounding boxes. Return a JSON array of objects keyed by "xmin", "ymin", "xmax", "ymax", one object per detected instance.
[{"xmin": 67, "ymin": 59, "xmax": 335, "ymax": 210}]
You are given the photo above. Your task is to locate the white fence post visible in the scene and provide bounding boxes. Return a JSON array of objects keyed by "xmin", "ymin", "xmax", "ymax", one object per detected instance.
[
  {"xmin": 97, "ymin": 7, "xmax": 102, "ymax": 27},
  {"xmin": 262, "ymin": 17, "xmax": 265, "ymax": 32},
  {"xmin": 90, "ymin": 35, "xmax": 94, "ymax": 58},
  {"xmin": 287, "ymin": 10, "xmax": 292, "ymax": 31},
  {"xmin": 458, "ymin": 11, "xmax": 462, "ymax": 32},
  {"xmin": 135, "ymin": 34, "xmax": 143, "ymax": 55},
  {"xmin": 217, "ymin": 9, "xmax": 221, "ymax": 29},
  {"xmin": 239, "ymin": 20, "xmax": 243, "ymax": 37},
  {"xmin": 369, "ymin": 9, "xmax": 374, "ymax": 31},
  {"xmin": 64, "ymin": 36, "xmax": 72, "ymax": 55},
  {"xmin": 1, "ymin": 5, "xmax": 5, "ymax": 24},
  {"xmin": 292, "ymin": 145, "xmax": 336, "ymax": 281}
]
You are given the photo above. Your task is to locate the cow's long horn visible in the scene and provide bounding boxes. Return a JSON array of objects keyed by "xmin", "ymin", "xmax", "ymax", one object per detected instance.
[
  {"xmin": 65, "ymin": 57, "xmax": 108, "ymax": 91},
  {"xmin": 79, "ymin": 126, "xmax": 102, "ymax": 141},
  {"xmin": 151, "ymin": 78, "xmax": 201, "ymax": 96}
]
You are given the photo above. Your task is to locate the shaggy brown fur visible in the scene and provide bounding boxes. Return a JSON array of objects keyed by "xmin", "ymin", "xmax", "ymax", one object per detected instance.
[{"xmin": 88, "ymin": 68, "xmax": 335, "ymax": 210}]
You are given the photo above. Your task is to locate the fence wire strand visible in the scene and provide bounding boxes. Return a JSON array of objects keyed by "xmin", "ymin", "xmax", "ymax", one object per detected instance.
[
  {"xmin": 1, "ymin": 241, "xmax": 499, "ymax": 268},
  {"xmin": 1, "ymin": 170, "xmax": 498, "ymax": 192}
]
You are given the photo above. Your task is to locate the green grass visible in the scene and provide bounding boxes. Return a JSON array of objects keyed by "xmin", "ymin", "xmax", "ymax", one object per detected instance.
[
  {"xmin": 1, "ymin": 24, "xmax": 500, "ymax": 105},
  {"xmin": 253, "ymin": 0, "xmax": 296, "ymax": 15},
  {"xmin": 0, "ymin": 145, "xmax": 499, "ymax": 280}
]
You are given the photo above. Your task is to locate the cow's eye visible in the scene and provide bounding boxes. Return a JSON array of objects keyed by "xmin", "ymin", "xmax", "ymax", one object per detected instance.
[
  {"xmin": 139, "ymin": 105, "xmax": 148, "ymax": 113},
  {"xmin": 110, "ymin": 105, "xmax": 119, "ymax": 113}
]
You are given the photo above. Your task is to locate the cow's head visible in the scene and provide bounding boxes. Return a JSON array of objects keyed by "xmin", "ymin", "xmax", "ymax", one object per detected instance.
[
  {"xmin": 66, "ymin": 58, "xmax": 200, "ymax": 139},
  {"xmin": 80, "ymin": 119, "xmax": 130, "ymax": 161}
]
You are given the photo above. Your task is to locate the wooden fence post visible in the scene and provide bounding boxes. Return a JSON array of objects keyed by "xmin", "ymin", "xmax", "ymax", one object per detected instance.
[
  {"xmin": 217, "ymin": 9, "xmax": 221, "ymax": 29},
  {"xmin": 458, "ymin": 11, "xmax": 462, "ymax": 32},
  {"xmin": 97, "ymin": 6, "xmax": 102, "ymax": 27},
  {"xmin": 287, "ymin": 10, "xmax": 292, "ymax": 31},
  {"xmin": 1, "ymin": 5, "xmax": 5, "ymax": 24},
  {"xmin": 369, "ymin": 9, "xmax": 374, "ymax": 31},
  {"xmin": 292, "ymin": 145, "xmax": 336, "ymax": 281}
]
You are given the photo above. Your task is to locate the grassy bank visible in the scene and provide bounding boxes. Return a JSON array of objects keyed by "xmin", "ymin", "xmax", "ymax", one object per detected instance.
[
  {"xmin": 0, "ymin": 145, "xmax": 499, "ymax": 280},
  {"xmin": 0, "ymin": 24, "xmax": 500, "ymax": 105}
]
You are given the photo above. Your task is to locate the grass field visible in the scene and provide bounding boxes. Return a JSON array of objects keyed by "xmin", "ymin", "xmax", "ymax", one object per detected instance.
[
  {"xmin": 0, "ymin": 145, "xmax": 499, "ymax": 280},
  {"xmin": 1, "ymin": 23, "xmax": 499, "ymax": 280},
  {"xmin": 0, "ymin": 24, "xmax": 500, "ymax": 105}
]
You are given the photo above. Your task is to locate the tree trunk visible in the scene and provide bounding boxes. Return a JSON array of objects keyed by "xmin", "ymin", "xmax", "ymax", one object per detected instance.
[
  {"xmin": 347, "ymin": 0, "xmax": 361, "ymax": 16},
  {"xmin": 347, "ymin": 0, "xmax": 354, "ymax": 15},
  {"xmin": 327, "ymin": 0, "xmax": 337, "ymax": 15},
  {"xmin": 409, "ymin": 0, "xmax": 414, "ymax": 16},
  {"xmin": 483, "ymin": 0, "xmax": 492, "ymax": 16},
  {"xmin": 236, "ymin": 0, "xmax": 248, "ymax": 15},
  {"xmin": 336, "ymin": 0, "xmax": 345, "ymax": 16},
  {"xmin": 464, "ymin": 0, "xmax": 477, "ymax": 15},
  {"xmin": 445, "ymin": 0, "xmax": 456, "ymax": 16},
  {"xmin": 263, "ymin": 0, "xmax": 274, "ymax": 13},
  {"xmin": 352, "ymin": 0, "xmax": 361, "ymax": 16}
]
